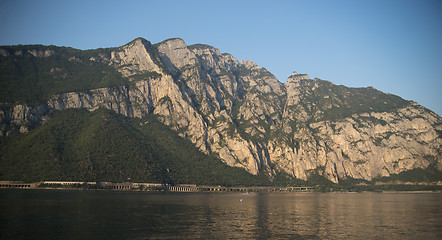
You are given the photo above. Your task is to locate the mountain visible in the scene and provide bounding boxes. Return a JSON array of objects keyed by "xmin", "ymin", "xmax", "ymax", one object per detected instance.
[{"xmin": 1, "ymin": 37, "xmax": 441, "ymax": 184}]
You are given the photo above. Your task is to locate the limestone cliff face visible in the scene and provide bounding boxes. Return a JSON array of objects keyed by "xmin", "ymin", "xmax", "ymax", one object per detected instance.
[
  {"xmin": 1, "ymin": 37, "xmax": 441, "ymax": 182},
  {"xmin": 109, "ymin": 38, "xmax": 162, "ymax": 77}
]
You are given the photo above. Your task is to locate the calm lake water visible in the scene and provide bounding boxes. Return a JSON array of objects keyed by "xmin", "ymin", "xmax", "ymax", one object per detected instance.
[{"xmin": 1, "ymin": 190, "xmax": 441, "ymax": 239}]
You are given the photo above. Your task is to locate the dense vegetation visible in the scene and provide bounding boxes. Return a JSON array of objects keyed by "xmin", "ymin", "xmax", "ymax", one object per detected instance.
[
  {"xmin": 0, "ymin": 108, "xmax": 279, "ymax": 186},
  {"xmin": 373, "ymin": 163, "xmax": 442, "ymax": 183},
  {"xmin": 0, "ymin": 45, "xmax": 127, "ymax": 106},
  {"xmin": 296, "ymin": 79, "xmax": 411, "ymax": 122},
  {"xmin": 308, "ymin": 165, "xmax": 442, "ymax": 192},
  {"xmin": 0, "ymin": 109, "xmax": 160, "ymax": 182}
]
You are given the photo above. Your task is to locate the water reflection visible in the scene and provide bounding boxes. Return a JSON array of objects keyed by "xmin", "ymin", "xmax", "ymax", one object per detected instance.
[{"xmin": 1, "ymin": 190, "xmax": 441, "ymax": 239}]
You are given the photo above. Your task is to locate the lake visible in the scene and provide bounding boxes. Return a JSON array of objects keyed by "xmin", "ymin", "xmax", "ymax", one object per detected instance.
[{"xmin": 1, "ymin": 190, "xmax": 441, "ymax": 239}]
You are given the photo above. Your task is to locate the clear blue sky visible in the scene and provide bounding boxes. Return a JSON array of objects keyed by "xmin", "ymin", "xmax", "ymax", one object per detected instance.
[{"xmin": 1, "ymin": 0, "xmax": 441, "ymax": 116}]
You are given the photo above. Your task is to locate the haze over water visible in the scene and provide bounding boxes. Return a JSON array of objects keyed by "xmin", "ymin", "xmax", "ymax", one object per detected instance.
[{"xmin": 1, "ymin": 190, "xmax": 441, "ymax": 239}]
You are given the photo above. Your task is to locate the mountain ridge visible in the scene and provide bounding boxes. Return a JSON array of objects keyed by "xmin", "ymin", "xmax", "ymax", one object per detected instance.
[{"xmin": 1, "ymin": 37, "xmax": 441, "ymax": 183}]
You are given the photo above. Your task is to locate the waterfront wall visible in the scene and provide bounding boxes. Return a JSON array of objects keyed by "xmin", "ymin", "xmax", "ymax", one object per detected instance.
[
  {"xmin": 0, "ymin": 181, "xmax": 38, "ymax": 189},
  {"xmin": 0, "ymin": 181, "xmax": 315, "ymax": 192}
]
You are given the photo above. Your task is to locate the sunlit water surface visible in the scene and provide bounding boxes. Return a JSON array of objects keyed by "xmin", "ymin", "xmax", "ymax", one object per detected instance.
[{"xmin": 1, "ymin": 190, "xmax": 441, "ymax": 239}]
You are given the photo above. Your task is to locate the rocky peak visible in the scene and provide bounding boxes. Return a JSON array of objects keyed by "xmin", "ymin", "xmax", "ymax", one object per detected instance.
[
  {"xmin": 189, "ymin": 43, "xmax": 219, "ymax": 53},
  {"xmin": 124, "ymin": 37, "xmax": 152, "ymax": 48},
  {"xmin": 109, "ymin": 37, "xmax": 161, "ymax": 77},
  {"xmin": 157, "ymin": 37, "xmax": 187, "ymax": 47},
  {"xmin": 190, "ymin": 44, "xmax": 239, "ymax": 73},
  {"xmin": 287, "ymin": 71, "xmax": 309, "ymax": 82},
  {"xmin": 284, "ymin": 71, "xmax": 311, "ymax": 109},
  {"xmin": 241, "ymin": 59, "xmax": 260, "ymax": 71},
  {"xmin": 155, "ymin": 38, "xmax": 198, "ymax": 72}
]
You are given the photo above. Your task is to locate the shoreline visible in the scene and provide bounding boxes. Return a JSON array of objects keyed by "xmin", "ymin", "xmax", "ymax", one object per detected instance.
[
  {"xmin": 2, "ymin": 180, "xmax": 442, "ymax": 193},
  {"xmin": 2, "ymin": 186, "xmax": 442, "ymax": 194},
  {"xmin": 2, "ymin": 188, "xmax": 442, "ymax": 195}
]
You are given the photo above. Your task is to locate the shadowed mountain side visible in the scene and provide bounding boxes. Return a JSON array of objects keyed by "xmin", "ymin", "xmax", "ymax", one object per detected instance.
[{"xmin": 0, "ymin": 108, "xmax": 273, "ymax": 185}]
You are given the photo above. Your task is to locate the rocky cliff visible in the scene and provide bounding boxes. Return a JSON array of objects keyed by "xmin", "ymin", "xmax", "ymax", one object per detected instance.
[{"xmin": 1, "ymin": 37, "xmax": 441, "ymax": 183}]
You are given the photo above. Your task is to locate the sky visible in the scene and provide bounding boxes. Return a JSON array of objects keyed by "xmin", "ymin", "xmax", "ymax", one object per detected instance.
[{"xmin": 1, "ymin": 0, "xmax": 441, "ymax": 116}]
